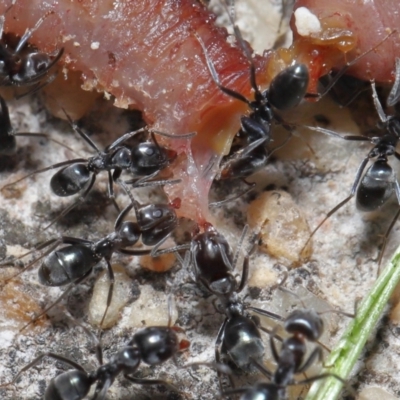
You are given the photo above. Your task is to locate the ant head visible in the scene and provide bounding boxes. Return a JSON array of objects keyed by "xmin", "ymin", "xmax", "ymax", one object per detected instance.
[
  {"xmin": 112, "ymin": 346, "xmax": 141, "ymax": 374},
  {"xmin": 130, "ymin": 142, "xmax": 176, "ymax": 175},
  {"xmin": 192, "ymin": 228, "xmax": 234, "ymax": 277},
  {"xmin": 267, "ymin": 64, "xmax": 309, "ymax": 111},
  {"xmin": 137, "ymin": 203, "xmax": 178, "ymax": 246},
  {"xmin": 12, "ymin": 52, "xmax": 52, "ymax": 84},
  {"xmin": 117, "ymin": 221, "xmax": 141, "ymax": 246},
  {"xmin": 132, "ymin": 326, "xmax": 179, "ymax": 366},
  {"xmin": 284, "ymin": 309, "xmax": 323, "ymax": 342},
  {"xmin": 50, "ymin": 163, "xmax": 91, "ymax": 197},
  {"xmin": 111, "ymin": 147, "xmax": 132, "ymax": 169}
]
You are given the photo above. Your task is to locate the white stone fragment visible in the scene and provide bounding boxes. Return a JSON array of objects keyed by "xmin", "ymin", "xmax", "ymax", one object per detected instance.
[
  {"xmin": 294, "ymin": 7, "xmax": 321, "ymax": 37},
  {"xmin": 358, "ymin": 387, "xmax": 398, "ymax": 400},
  {"xmin": 90, "ymin": 41, "xmax": 100, "ymax": 50}
]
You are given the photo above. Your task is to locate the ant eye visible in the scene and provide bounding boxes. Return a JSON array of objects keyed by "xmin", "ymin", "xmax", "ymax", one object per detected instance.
[
  {"xmin": 152, "ymin": 209, "xmax": 163, "ymax": 218},
  {"xmin": 145, "ymin": 147, "xmax": 155, "ymax": 156}
]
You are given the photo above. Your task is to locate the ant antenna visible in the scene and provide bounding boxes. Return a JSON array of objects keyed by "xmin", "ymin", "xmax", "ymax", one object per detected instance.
[{"xmin": 388, "ymin": 58, "xmax": 400, "ymax": 106}]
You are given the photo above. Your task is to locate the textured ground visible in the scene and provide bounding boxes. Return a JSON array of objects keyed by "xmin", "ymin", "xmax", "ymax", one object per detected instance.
[{"xmin": 0, "ymin": 1, "xmax": 399, "ymax": 400}]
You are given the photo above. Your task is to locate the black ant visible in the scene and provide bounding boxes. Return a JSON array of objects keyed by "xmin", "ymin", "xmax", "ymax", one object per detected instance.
[
  {"xmin": 195, "ymin": 25, "xmax": 308, "ymax": 193},
  {"xmin": 1, "ymin": 110, "xmax": 194, "ymax": 228},
  {"xmin": 196, "ymin": 7, "xmax": 394, "ymax": 205},
  {"xmin": 2, "ymin": 188, "xmax": 179, "ymax": 331},
  {"xmin": 159, "ymin": 224, "xmax": 268, "ymax": 385},
  {"xmin": 241, "ymin": 275, "xmax": 354, "ymax": 399},
  {"xmin": 0, "ymin": 303, "xmax": 188, "ymax": 400},
  {"xmin": 0, "ymin": 1, "xmax": 64, "ymax": 94},
  {"xmin": 301, "ymin": 58, "xmax": 400, "ymax": 266}
]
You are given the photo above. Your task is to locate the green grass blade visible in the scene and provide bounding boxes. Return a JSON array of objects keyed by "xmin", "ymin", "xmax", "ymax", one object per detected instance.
[{"xmin": 305, "ymin": 244, "xmax": 400, "ymax": 400}]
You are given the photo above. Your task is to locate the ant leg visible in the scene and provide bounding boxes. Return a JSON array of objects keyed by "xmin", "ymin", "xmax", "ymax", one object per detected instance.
[
  {"xmin": 43, "ymin": 173, "xmax": 97, "ymax": 230},
  {"xmin": 123, "ymin": 375, "xmax": 179, "ymax": 392},
  {"xmin": 371, "ymin": 81, "xmax": 388, "ymax": 123},
  {"xmin": 98, "ymin": 259, "xmax": 115, "ymax": 332},
  {"xmin": 290, "ymin": 372, "xmax": 352, "ymax": 394},
  {"xmin": 148, "ymin": 243, "xmax": 191, "ymax": 258},
  {"xmin": 269, "ymin": 327, "xmax": 281, "ymax": 363},
  {"xmin": 107, "ymin": 127, "xmax": 147, "ymax": 150},
  {"xmin": 114, "ymin": 202, "xmax": 135, "ymax": 230},
  {"xmin": 215, "ymin": 319, "xmax": 233, "ymax": 390},
  {"xmin": 0, "ymin": 238, "xmax": 63, "ymax": 283},
  {"xmin": 150, "ymin": 232, "xmax": 174, "ymax": 257},
  {"xmin": 12, "ymin": 132, "xmax": 77, "ymax": 154},
  {"xmin": 303, "ymin": 125, "xmax": 372, "ymax": 143},
  {"xmin": 107, "ymin": 170, "xmax": 120, "ymax": 213},
  {"xmin": 66, "ymin": 314, "xmax": 103, "ymax": 366},
  {"xmin": 250, "ymin": 357, "xmax": 274, "ymax": 380},
  {"xmin": 209, "ymin": 180, "xmax": 255, "ymax": 208},
  {"xmin": 236, "ymin": 235, "xmax": 252, "ymax": 293},
  {"xmin": 15, "ymin": 11, "xmax": 53, "ymax": 53},
  {"xmin": 194, "ymin": 31, "xmax": 252, "ymax": 106},
  {"xmin": 117, "ymin": 248, "xmax": 152, "ymax": 256},
  {"xmin": 297, "ymin": 346, "xmax": 324, "ymax": 374},
  {"xmin": 92, "ymin": 379, "xmax": 112, "ymax": 400},
  {"xmin": 388, "ymin": 58, "xmax": 400, "ymax": 106},
  {"xmin": 1, "ymin": 158, "xmax": 87, "ymax": 192},
  {"xmin": 150, "ymin": 129, "xmax": 196, "ymax": 139},
  {"xmin": 0, "ymin": 1, "xmax": 16, "ymax": 39},
  {"xmin": 300, "ymin": 156, "xmax": 370, "ymax": 255},
  {"xmin": 127, "ymin": 171, "xmax": 181, "ymax": 188},
  {"xmin": 377, "ymin": 206, "xmax": 400, "ymax": 272},
  {"xmin": 0, "ymin": 352, "xmax": 85, "ymax": 388},
  {"xmin": 61, "ymin": 108, "xmax": 101, "ymax": 153},
  {"xmin": 18, "ymin": 271, "xmax": 92, "ymax": 334},
  {"xmin": 232, "ymin": 225, "xmax": 248, "ymax": 273},
  {"xmin": 246, "ymin": 306, "xmax": 285, "ymax": 322}
]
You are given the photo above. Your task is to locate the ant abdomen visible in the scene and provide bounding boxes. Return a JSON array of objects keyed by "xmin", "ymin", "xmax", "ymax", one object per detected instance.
[
  {"xmin": 50, "ymin": 164, "xmax": 91, "ymax": 196},
  {"xmin": 45, "ymin": 370, "xmax": 92, "ymax": 400},
  {"xmin": 39, "ymin": 245, "xmax": 98, "ymax": 286},
  {"xmin": 356, "ymin": 160, "xmax": 395, "ymax": 211},
  {"xmin": 284, "ymin": 309, "xmax": 323, "ymax": 342},
  {"xmin": 268, "ymin": 64, "xmax": 309, "ymax": 110},
  {"xmin": 131, "ymin": 326, "xmax": 179, "ymax": 365},
  {"xmin": 222, "ymin": 315, "xmax": 264, "ymax": 368}
]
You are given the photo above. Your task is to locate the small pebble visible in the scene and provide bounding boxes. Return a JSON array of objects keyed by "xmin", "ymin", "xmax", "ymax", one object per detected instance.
[{"xmin": 358, "ymin": 387, "xmax": 398, "ymax": 400}]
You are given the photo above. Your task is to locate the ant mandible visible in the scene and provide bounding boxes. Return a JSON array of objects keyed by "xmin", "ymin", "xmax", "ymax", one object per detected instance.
[{"xmin": 0, "ymin": 1, "xmax": 64, "ymax": 93}]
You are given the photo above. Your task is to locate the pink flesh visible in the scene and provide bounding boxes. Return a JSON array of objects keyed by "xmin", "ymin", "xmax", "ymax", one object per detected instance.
[
  {"xmin": 0, "ymin": 0, "xmax": 268, "ymax": 223},
  {"xmin": 294, "ymin": 0, "xmax": 400, "ymax": 82}
]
